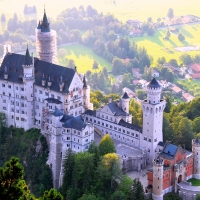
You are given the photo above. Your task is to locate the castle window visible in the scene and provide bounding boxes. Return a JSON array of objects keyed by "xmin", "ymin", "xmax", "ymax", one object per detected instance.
[
  {"xmin": 3, "ymin": 100, "xmax": 6, "ymax": 103},
  {"xmin": 110, "ymin": 125, "xmax": 112, "ymax": 129},
  {"xmin": 102, "ymin": 123, "xmax": 104, "ymax": 126},
  {"xmin": 123, "ymin": 130, "xmax": 125, "ymax": 133},
  {"xmin": 2, "ymin": 84, "xmax": 5, "ymax": 87},
  {"xmin": 16, "ymin": 117, "xmax": 19, "ymax": 120},
  {"xmin": 39, "ymin": 90, "xmax": 42, "ymax": 94},
  {"xmin": 106, "ymin": 116, "xmax": 108, "ymax": 119},
  {"xmin": 22, "ymin": 111, "xmax": 25, "ymax": 114},
  {"xmin": 21, "ymin": 87, "xmax": 24, "ymax": 91},
  {"xmin": 35, "ymin": 89, "xmax": 37, "ymax": 92},
  {"xmin": 127, "ymin": 131, "xmax": 130, "ymax": 134},
  {"xmin": 85, "ymin": 139, "xmax": 88, "ymax": 142},
  {"xmin": 57, "ymin": 96, "xmax": 61, "ymax": 100},
  {"xmin": 51, "ymin": 94, "xmax": 54, "ymax": 98},
  {"xmin": 74, "ymin": 138, "xmax": 75, "ymax": 141},
  {"xmin": 67, "ymin": 137, "xmax": 70, "ymax": 140},
  {"xmin": 132, "ymin": 133, "xmax": 134, "ymax": 136},
  {"xmin": 67, "ymin": 129, "xmax": 70, "ymax": 133},
  {"xmin": 158, "ymin": 177, "xmax": 159, "ymax": 180},
  {"xmin": 197, "ymin": 153, "xmax": 198, "ymax": 155},
  {"xmin": 154, "ymin": 138, "xmax": 157, "ymax": 142},
  {"xmin": 21, "ymin": 118, "xmax": 25, "ymax": 121},
  {"xmin": 21, "ymin": 96, "xmax": 24, "ymax": 99},
  {"xmin": 74, "ymin": 130, "xmax": 76, "ymax": 133},
  {"xmin": 3, "ymin": 92, "xmax": 5, "ymax": 95},
  {"xmin": 136, "ymin": 134, "xmax": 138, "ymax": 137},
  {"xmin": 11, "ymin": 115, "xmax": 13, "ymax": 119},
  {"xmin": 85, "ymin": 131, "xmax": 88, "ymax": 135},
  {"xmin": 79, "ymin": 102, "xmax": 82, "ymax": 106},
  {"xmin": 3, "ymin": 107, "xmax": 6, "ymax": 110},
  {"xmin": 67, "ymin": 144, "xmax": 70, "ymax": 147},
  {"xmin": 149, "ymin": 139, "xmax": 151, "ymax": 142},
  {"xmin": 94, "ymin": 120, "xmax": 96, "ymax": 123},
  {"xmin": 98, "ymin": 121, "xmax": 100, "ymax": 124},
  {"xmin": 158, "ymin": 186, "xmax": 159, "ymax": 189},
  {"xmin": 45, "ymin": 92, "xmax": 48, "ymax": 96},
  {"xmin": 8, "ymin": 85, "xmax": 11, "ymax": 88},
  {"xmin": 106, "ymin": 124, "xmax": 108, "ymax": 127}
]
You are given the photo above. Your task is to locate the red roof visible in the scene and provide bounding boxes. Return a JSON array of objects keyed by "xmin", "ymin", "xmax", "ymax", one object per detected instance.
[
  {"xmin": 124, "ymin": 58, "xmax": 130, "ymax": 63},
  {"xmin": 191, "ymin": 73, "xmax": 200, "ymax": 79},
  {"xmin": 182, "ymin": 93, "xmax": 194, "ymax": 102},
  {"xmin": 171, "ymin": 86, "xmax": 182, "ymax": 93},
  {"xmin": 133, "ymin": 29, "xmax": 142, "ymax": 34},
  {"xmin": 132, "ymin": 68, "xmax": 140, "ymax": 73},
  {"xmin": 189, "ymin": 63, "xmax": 200, "ymax": 73}
]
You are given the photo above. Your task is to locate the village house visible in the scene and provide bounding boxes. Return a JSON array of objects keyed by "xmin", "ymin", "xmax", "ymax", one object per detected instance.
[
  {"xmin": 171, "ymin": 86, "xmax": 183, "ymax": 95},
  {"xmin": 132, "ymin": 68, "xmax": 141, "ymax": 79},
  {"xmin": 122, "ymin": 87, "xmax": 136, "ymax": 98},
  {"xmin": 182, "ymin": 92, "xmax": 195, "ymax": 102},
  {"xmin": 133, "ymin": 79, "xmax": 147, "ymax": 88}
]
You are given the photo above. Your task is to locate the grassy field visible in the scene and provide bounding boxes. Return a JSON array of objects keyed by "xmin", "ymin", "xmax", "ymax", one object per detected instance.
[
  {"xmin": 130, "ymin": 24, "xmax": 200, "ymax": 64},
  {"xmin": 59, "ymin": 44, "xmax": 112, "ymax": 73},
  {"xmin": 1, "ymin": 0, "xmax": 200, "ymax": 23},
  {"xmin": 177, "ymin": 78, "xmax": 200, "ymax": 96},
  {"xmin": 187, "ymin": 178, "xmax": 200, "ymax": 186}
]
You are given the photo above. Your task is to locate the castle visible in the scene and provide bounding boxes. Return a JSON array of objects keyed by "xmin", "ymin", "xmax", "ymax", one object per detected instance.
[{"xmin": 0, "ymin": 9, "xmax": 200, "ymax": 199}]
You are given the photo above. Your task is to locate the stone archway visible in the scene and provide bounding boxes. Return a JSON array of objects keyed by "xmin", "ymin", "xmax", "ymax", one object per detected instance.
[{"xmin": 178, "ymin": 174, "xmax": 182, "ymax": 183}]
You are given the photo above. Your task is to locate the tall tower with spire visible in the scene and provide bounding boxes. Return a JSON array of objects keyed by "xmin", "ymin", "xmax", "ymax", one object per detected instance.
[
  {"xmin": 142, "ymin": 77, "xmax": 166, "ymax": 164},
  {"xmin": 22, "ymin": 46, "xmax": 35, "ymax": 130},
  {"xmin": 36, "ymin": 8, "xmax": 57, "ymax": 64}
]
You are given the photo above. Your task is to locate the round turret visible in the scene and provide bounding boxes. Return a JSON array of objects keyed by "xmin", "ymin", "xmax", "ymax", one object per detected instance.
[
  {"xmin": 152, "ymin": 156, "xmax": 164, "ymax": 200},
  {"xmin": 192, "ymin": 138, "xmax": 200, "ymax": 179},
  {"xmin": 146, "ymin": 78, "xmax": 162, "ymax": 105},
  {"xmin": 121, "ymin": 92, "xmax": 130, "ymax": 113}
]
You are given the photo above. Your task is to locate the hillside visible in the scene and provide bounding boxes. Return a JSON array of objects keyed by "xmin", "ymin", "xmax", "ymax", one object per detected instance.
[{"xmin": 0, "ymin": 124, "xmax": 52, "ymax": 197}]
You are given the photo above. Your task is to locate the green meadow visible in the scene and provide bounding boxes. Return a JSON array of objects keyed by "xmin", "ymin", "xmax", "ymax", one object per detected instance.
[
  {"xmin": 1, "ymin": 0, "xmax": 200, "ymax": 71},
  {"xmin": 59, "ymin": 44, "xmax": 112, "ymax": 73},
  {"xmin": 130, "ymin": 24, "xmax": 200, "ymax": 64}
]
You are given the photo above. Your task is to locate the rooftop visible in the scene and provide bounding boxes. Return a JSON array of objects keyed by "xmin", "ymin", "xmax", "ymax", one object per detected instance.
[{"xmin": 147, "ymin": 78, "xmax": 161, "ymax": 89}]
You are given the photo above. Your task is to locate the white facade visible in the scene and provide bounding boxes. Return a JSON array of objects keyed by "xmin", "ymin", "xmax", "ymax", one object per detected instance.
[{"xmin": 142, "ymin": 79, "xmax": 166, "ymax": 163}]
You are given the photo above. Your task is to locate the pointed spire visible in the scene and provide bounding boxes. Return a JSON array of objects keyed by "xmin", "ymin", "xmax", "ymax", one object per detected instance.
[
  {"xmin": 41, "ymin": 6, "xmax": 50, "ymax": 32},
  {"xmin": 122, "ymin": 92, "xmax": 129, "ymax": 99},
  {"xmin": 37, "ymin": 21, "xmax": 41, "ymax": 29},
  {"xmin": 24, "ymin": 45, "xmax": 32, "ymax": 65},
  {"xmin": 83, "ymin": 75, "xmax": 87, "ymax": 88}
]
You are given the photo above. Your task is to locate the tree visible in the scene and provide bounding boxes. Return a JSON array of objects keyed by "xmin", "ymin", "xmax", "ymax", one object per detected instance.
[
  {"xmin": 92, "ymin": 61, "xmax": 99, "ymax": 72},
  {"xmin": 42, "ymin": 189, "xmax": 63, "ymax": 200},
  {"xmin": 193, "ymin": 117, "xmax": 200, "ymax": 133},
  {"xmin": 167, "ymin": 8, "xmax": 174, "ymax": 20},
  {"xmin": 169, "ymin": 59, "xmax": 179, "ymax": 68},
  {"xmin": 163, "ymin": 113, "xmax": 174, "ymax": 142},
  {"xmin": 98, "ymin": 153, "xmax": 121, "ymax": 189},
  {"xmin": 193, "ymin": 54, "xmax": 200, "ymax": 63},
  {"xmin": 78, "ymin": 194, "xmax": 99, "ymax": 200},
  {"xmin": 179, "ymin": 53, "xmax": 192, "ymax": 65},
  {"xmin": 165, "ymin": 96, "xmax": 172, "ymax": 113},
  {"xmin": 131, "ymin": 179, "xmax": 145, "ymax": 200},
  {"xmin": 166, "ymin": 29, "xmax": 170, "ymax": 39},
  {"xmin": 99, "ymin": 134, "xmax": 116, "ymax": 156},
  {"xmin": 58, "ymin": 48, "xmax": 67, "ymax": 60},
  {"xmin": 157, "ymin": 57, "xmax": 166, "ymax": 65},
  {"xmin": 110, "ymin": 191, "xmax": 127, "ymax": 200},
  {"xmin": 1, "ymin": 14, "xmax": 6, "ymax": 22},
  {"xmin": 62, "ymin": 149, "xmax": 76, "ymax": 197},
  {"xmin": 102, "ymin": 66, "xmax": 108, "ymax": 78},
  {"xmin": 176, "ymin": 117, "xmax": 194, "ymax": 150},
  {"xmin": 196, "ymin": 194, "xmax": 200, "ymax": 200},
  {"xmin": 112, "ymin": 58, "xmax": 124, "ymax": 75},
  {"xmin": 136, "ymin": 90, "xmax": 146, "ymax": 100},
  {"xmin": 67, "ymin": 59, "xmax": 75, "ymax": 68},
  {"xmin": 0, "ymin": 157, "xmax": 33, "ymax": 200},
  {"xmin": 118, "ymin": 175, "xmax": 134, "ymax": 199},
  {"xmin": 178, "ymin": 33, "xmax": 185, "ymax": 41}
]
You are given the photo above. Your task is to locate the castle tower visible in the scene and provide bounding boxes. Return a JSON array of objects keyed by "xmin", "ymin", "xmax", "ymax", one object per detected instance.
[
  {"xmin": 47, "ymin": 108, "xmax": 63, "ymax": 188},
  {"xmin": 36, "ymin": 9, "xmax": 57, "ymax": 64},
  {"xmin": 22, "ymin": 47, "xmax": 35, "ymax": 130},
  {"xmin": 83, "ymin": 75, "xmax": 91, "ymax": 109},
  {"xmin": 152, "ymin": 157, "xmax": 164, "ymax": 200},
  {"xmin": 121, "ymin": 92, "xmax": 130, "ymax": 114},
  {"xmin": 142, "ymin": 77, "xmax": 166, "ymax": 163},
  {"xmin": 192, "ymin": 138, "xmax": 200, "ymax": 179}
]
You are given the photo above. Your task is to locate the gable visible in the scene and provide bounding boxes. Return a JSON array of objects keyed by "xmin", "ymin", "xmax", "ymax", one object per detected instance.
[
  {"xmin": 99, "ymin": 104, "xmax": 115, "ymax": 116},
  {"xmin": 68, "ymin": 72, "xmax": 83, "ymax": 91}
]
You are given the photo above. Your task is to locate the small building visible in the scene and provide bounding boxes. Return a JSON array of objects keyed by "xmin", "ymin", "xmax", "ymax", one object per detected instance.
[
  {"xmin": 132, "ymin": 68, "xmax": 141, "ymax": 78},
  {"xmin": 188, "ymin": 63, "xmax": 200, "ymax": 74},
  {"xmin": 182, "ymin": 93, "xmax": 195, "ymax": 102},
  {"xmin": 171, "ymin": 86, "xmax": 183, "ymax": 95},
  {"xmin": 191, "ymin": 73, "xmax": 200, "ymax": 79},
  {"xmin": 122, "ymin": 87, "xmax": 136, "ymax": 98},
  {"xmin": 133, "ymin": 79, "xmax": 147, "ymax": 88}
]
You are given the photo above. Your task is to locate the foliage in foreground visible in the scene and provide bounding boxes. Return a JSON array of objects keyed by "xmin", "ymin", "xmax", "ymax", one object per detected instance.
[
  {"xmin": 0, "ymin": 157, "xmax": 63, "ymax": 200},
  {"xmin": 61, "ymin": 134, "xmax": 144, "ymax": 200},
  {"xmin": 0, "ymin": 124, "xmax": 52, "ymax": 197}
]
